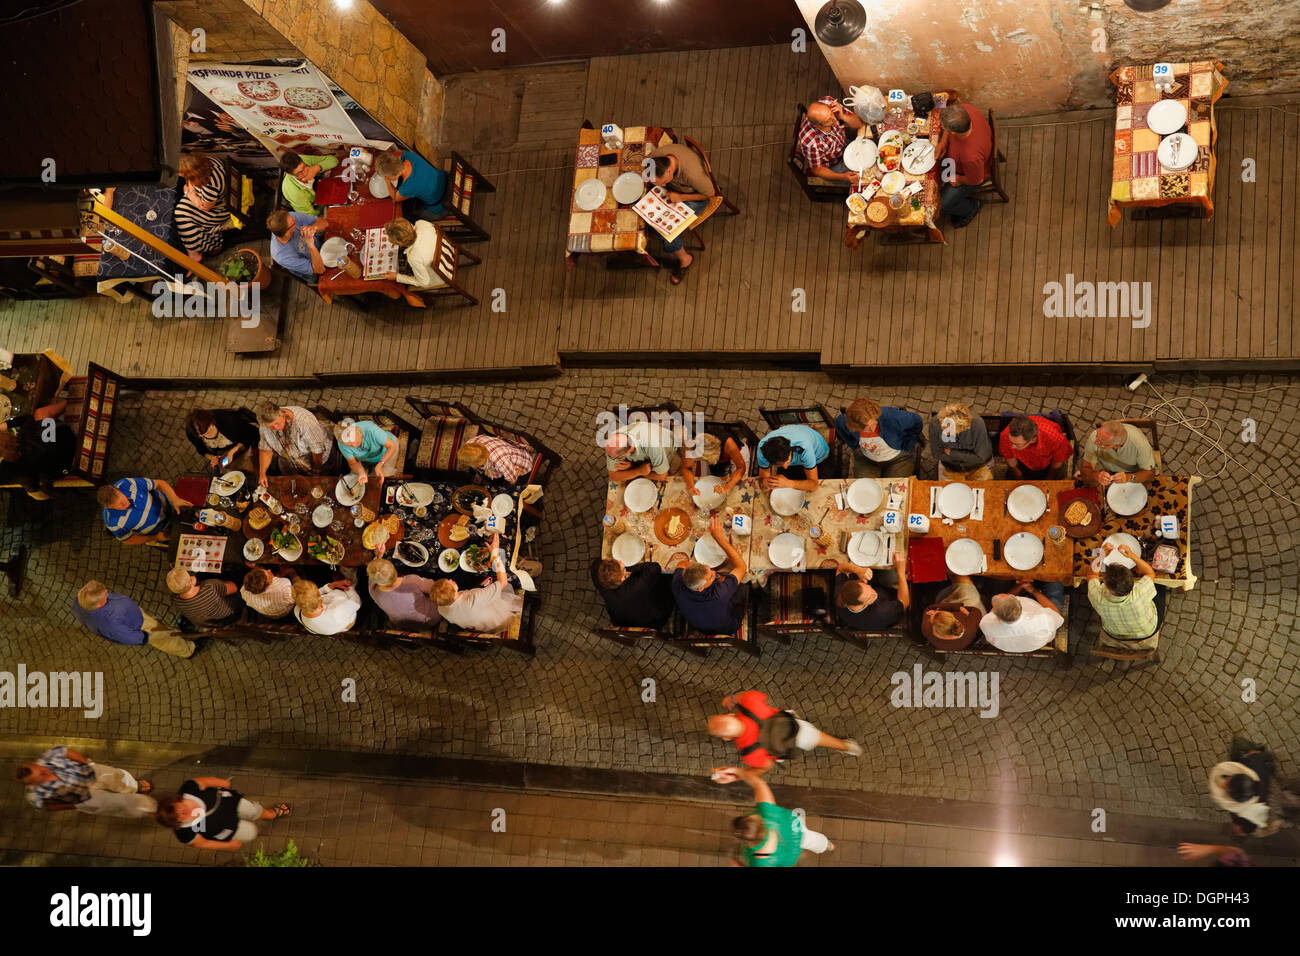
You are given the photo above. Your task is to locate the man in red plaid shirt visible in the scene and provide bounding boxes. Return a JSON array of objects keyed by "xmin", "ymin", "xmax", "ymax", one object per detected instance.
[
  {"xmin": 458, "ymin": 434, "xmax": 538, "ymax": 483},
  {"xmin": 797, "ymin": 96, "xmax": 864, "ymax": 183}
]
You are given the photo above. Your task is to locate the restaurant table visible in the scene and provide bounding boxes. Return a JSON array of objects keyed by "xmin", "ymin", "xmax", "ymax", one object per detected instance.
[
  {"xmin": 601, "ymin": 475, "xmax": 752, "ymax": 573},
  {"xmin": 910, "ymin": 479, "xmax": 1076, "ymax": 583},
  {"xmin": 748, "ymin": 477, "xmax": 909, "ymax": 583},
  {"xmin": 1107, "ymin": 62, "xmax": 1227, "ymax": 226},
  {"xmin": 844, "ymin": 96, "xmax": 948, "ymax": 248},
  {"xmin": 1, "ymin": 350, "xmax": 72, "ymax": 423},
  {"xmin": 95, "ymin": 183, "xmax": 179, "ymax": 288},
  {"xmin": 315, "ymin": 162, "xmax": 412, "ymax": 304},
  {"xmin": 1070, "ymin": 475, "xmax": 1200, "ymax": 590},
  {"xmin": 566, "ymin": 125, "xmax": 671, "ymax": 269}
]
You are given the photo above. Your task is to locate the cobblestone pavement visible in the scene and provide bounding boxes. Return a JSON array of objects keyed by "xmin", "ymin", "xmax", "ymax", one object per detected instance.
[{"xmin": 1, "ymin": 369, "xmax": 1297, "ymax": 832}]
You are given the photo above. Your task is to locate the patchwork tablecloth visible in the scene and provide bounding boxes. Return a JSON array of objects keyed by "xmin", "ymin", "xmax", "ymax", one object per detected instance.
[
  {"xmin": 1071, "ymin": 475, "xmax": 1199, "ymax": 589},
  {"xmin": 1107, "ymin": 61, "xmax": 1227, "ymax": 226},
  {"xmin": 566, "ymin": 125, "xmax": 671, "ymax": 258},
  {"xmin": 846, "ymin": 109, "xmax": 942, "ymax": 233}
]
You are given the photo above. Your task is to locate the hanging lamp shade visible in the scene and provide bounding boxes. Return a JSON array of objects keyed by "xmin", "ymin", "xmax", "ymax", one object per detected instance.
[
  {"xmin": 814, "ymin": 0, "xmax": 868, "ymax": 47},
  {"xmin": 1122, "ymin": 0, "xmax": 1173, "ymax": 11}
]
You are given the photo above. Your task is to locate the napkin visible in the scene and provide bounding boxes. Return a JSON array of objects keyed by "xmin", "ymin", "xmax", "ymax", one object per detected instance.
[{"xmin": 908, "ymin": 536, "xmax": 947, "ymax": 583}]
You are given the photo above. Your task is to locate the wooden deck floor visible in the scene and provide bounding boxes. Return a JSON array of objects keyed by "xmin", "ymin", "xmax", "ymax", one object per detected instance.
[{"xmin": 1, "ymin": 45, "xmax": 1295, "ymax": 381}]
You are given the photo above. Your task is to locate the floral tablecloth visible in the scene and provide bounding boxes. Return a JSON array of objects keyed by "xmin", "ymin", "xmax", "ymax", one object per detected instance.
[
  {"xmin": 1071, "ymin": 475, "xmax": 1199, "ymax": 589},
  {"xmin": 1107, "ymin": 61, "xmax": 1227, "ymax": 226},
  {"xmin": 601, "ymin": 475, "xmax": 750, "ymax": 572},
  {"xmin": 566, "ymin": 125, "xmax": 671, "ymax": 260}
]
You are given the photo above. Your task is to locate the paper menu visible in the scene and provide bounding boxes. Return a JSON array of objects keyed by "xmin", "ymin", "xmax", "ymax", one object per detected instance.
[
  {"xmin": 361, "ymin": 227, "xmax": 398, "ymax": 279},
  {"xmin": 177, "ymin": 534, "xmax": 227, "ymax": 574},
  {"xmin": 632, "ymin": 187, "xmax": 698, "ymax": 241}
]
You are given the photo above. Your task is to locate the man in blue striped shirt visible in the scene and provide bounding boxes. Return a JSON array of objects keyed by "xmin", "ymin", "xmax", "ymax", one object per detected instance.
[{"xmin": 97, "ymin": 477, "xmax": 188, "ymax": 545}]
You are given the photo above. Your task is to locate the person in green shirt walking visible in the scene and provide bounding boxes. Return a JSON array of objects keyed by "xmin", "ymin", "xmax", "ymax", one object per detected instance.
[
  {"xmin": 279, "ymin": 151, "xmax": 340, "ymax": 215},
  {"xmin": 718, "ymin": 766, "xmax": 835, "ymax": 867}
]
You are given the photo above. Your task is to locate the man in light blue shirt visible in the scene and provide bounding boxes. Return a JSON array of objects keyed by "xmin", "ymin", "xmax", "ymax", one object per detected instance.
[
  {"xmin": 337, "ymin": 420, "xmax": 399, "ymax": 483},
  {"xmin": 267, "ymin": 210, "xmax": 325, "ymax": 283},
  {"xmin": 757, "ymin": 424, "xmax": 829, "ymax": 492}
]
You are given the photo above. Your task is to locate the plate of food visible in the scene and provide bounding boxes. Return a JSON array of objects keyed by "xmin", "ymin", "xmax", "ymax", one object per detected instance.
[
  {"xmin": 283, "ymin": 87, "xmax": 333, "ymax": 110},
  {"xmin": 1061, "ymin": 495, "xmax": 1102, "ymax": 538},
  {"xmin": 438, "ymin": 513, "xmax": 472, "ymax": 549},
  {"xmin": 452, "ymin": 485, "xmax": 490, "ymax": 516},
  {"xmin": 460, "ymin": 542, "xmax": 495, "ymax": 573},
  {"xmin": 846, "ymin": 478, "xmax": 883, "ymax": 514},
  {"xmin": 394, "ymin": 540, "xmax": 429, "ymax": 568},
  {"xmin": 691, "ymin": 476, "xmax": 727, "ymax": 511},
  {"xmin": 216, "ymin": 470, "xmax": 246, "ymax": 495},
  {"xmin": 1007, "ymin": 484, "xmax": 1048, "ymax": 523},
  {"xmin": 769, "ymin": 488, "xmax": 806, "ymax": 516},
  {"xmin": 361, "ymin": 520, "xmax": 390, "ymax": 552},
  {"xmin": 243, "ymin": 537, "xmax": 265, "ymax": 562},
  {"xmin": 307, "ymin": 534, "xmax": 345, "ymax": 566},
  {"xmin": 393, "ymin": 483, "xmax": 434, "ymax": 508},
  {"xmin": 438, "ymin": 548, "xmax": 460, "ymax": 573},
  {"xmin": 624, "ymin": 477, "xmax": 658, "ymax": 513},
  {"xmin": 901, "ymin": 139, "xmax": 936, "ymax": 175},
  {"xmin": 876, "ymin": 130, "xmax": 904, "ymax": 171},
  {"xmin": 335, "ymin": 476, "xmax": 365, "ymax": 506},
  {"xmin": 311, "ymin": 503, "xmax": 333, "ymax": 528},
  {"xmin": 866, "ymin": 200, "xmax": 890, "ymax": 223},
  {"xmin": 1106, "ymin": 482, "xmax": 1149, "ymax": 516},
  {"xmin": 575, "ymin": 178, "xmax": 608, "ymax": 211},
  {"xmin": 843, "ymin": 136, "xmax": 879, "ymax": 173},
  {"xmin": 245, "ymin": 505, "xmax": 272, "ymax": 532},
  {"xmin": 938, "ymin": 482, "xmax": 975, "ymax": 519},
  {"xmin": 270, "ymin": 528, "xmax": 302, "ymax": 561},
  {"xmin": 612, "ymin": 532, "xmax": 645, "ymax": 565},
  {"xmin": 693, "ymin": 535, "xmax": 727, "ymax": 569},
  {"xmin": 879, "ymin": 170, "xmax": 906, "ymax": 195},
  {"xmin": 654, "ymin": 508, "xmax": 691, "ymax": 546},
  {"xmin": 845, "ymin": 192, "xmax": 868, "ymax": 215},
  {"xmin": 1004, "ymin": 532, "xmax": 1044, "ymax": 571},
  {"xmin": 491, "ymin": 493, "xmax": 514, "ymax": 517}
]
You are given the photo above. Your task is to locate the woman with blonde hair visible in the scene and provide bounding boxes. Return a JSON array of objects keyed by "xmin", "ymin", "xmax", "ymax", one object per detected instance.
[
  {"xmin": 175, "ymin": 151, "xmax": 232, "ymax": 259},
  {"xmin": 927, "ymin": 402, "xmax": 993, "ymax": 480},
  {"xmin": 681, "ymin": 426, "xmax": 750, "ymax": 503}
]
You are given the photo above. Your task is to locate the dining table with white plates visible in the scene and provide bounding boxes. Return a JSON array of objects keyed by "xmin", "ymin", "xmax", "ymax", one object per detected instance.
[
  {"xmin": 746, "ymin": 476, "xmax": 909, "ymax": 584},
  {"xmin": 909, "ymin": 479, "xmax": 1076, "ymax": 583},
  {"xmin": 601, "ymin": 474, "xmax": 753, "ymax": 573},
  {"xmin": 1069, "ymin": 475, "xmax": 1201, "ymax": 590}
]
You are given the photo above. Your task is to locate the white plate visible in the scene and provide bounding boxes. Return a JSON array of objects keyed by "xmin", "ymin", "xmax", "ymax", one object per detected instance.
[
  {"xmin": 491, "ymin": 493, "xmax": 514, "ymax": 517},
  {"xmin": 901, "ymin": 139, "xmax": 936, "ymax": 175},
  {"xmin": 1102, "ymin": 532, "xmax": 1142, "ymax": 568},
  {"xmin": 767, "ymin": 532, "xmax": 805, "ymax": 570},
  {"xmin": 692, "ymin": 476, "xmax": 726, "ymax": 511},
  {"xmin": 243, "ymin": 538, "xmax": 264, "ymax": 561},
  {"xmin": 1157, "ymin": 132, "xmax": 1197, "ymax": 171},
  {"xmin": 274, "ymin": 535, "xmax": 302, "ymax": 562},
  {"xmin": 395, "ymin": 482, "xmax": 435, "ymax": 508},
  {"xmin": 611, "ymin": 532, "xmax": 645, "ymax": 565},
  {"xmin": 769, "ymin": 487, "xmax": 806, "ymax": 516},
  {"xmin": 938, "ymin": 482, "xmax": 975, "ymax": 519},
  {"xmin": 612, "ymin": 171, "xmax": 645, "ymax": 204},
  {"xmin": 693, "ymin": 535, "xmax": 727, "ymax": 568},
  {"xmin": 945, "ymin": 538, "xmax": 985, "ymax": 575},
  {"xmin": 1106, "ymin": 482, "xmax": 1149, "ymax": 516},
  {"xmin": 876, "ymin": 129, "xmax": 903, "ymax": 172},
  {"xmin": 1147, "ymin": 99, "xmax": 1188, "ymax": 136},
  {"xmin": 847, "ymin": 530, "xmax": 886, "ymax": 567},
  {"xmin": 843, "ymin": 137, "xmax": 879, "ymax": 173},
  {"xmin": 438, "ymin": 548, "xmax": 460, "ymax": 572},
  {"xmin": 395, "ymin": 541, "xmax": 429, "ymax": 568},
  {"xmin": 1004, "ymin": 532, "xmax": 1044, "ymax": 571},
  {"xmin": 216, "ymin": 470, "xmax": 245, "ymax": 495},
  {"xmin": 880, "ymin": 171, "xmax": 906, "ymax": 195},
  {"xmin": 335, "ymin": 477, "xmax": 365, "ymax": 506},
  {"xmin": 846, "ymin": 478, "xmax": 883, "ymax": 514},
  {"xmin": 311, "ymin": 503, "xmax": 333, "ymax": 528},
  {"xmin": 319, "ymin": 236, "xmax": 349, "ymax": 267},
  {"xmin": 575, "ymin": 178, "xmax": 607, "ymax": 211},
  {"xmin": 368, "ymin": 175, "xmax": 389, "ymax": 199},
  {"xmin": 1006, "ymin": 484, "xmax": 1048, "ymax": 523},
  {"xmin": 623, "ymin": 477, "xmax": 657, "ymax": 513}
]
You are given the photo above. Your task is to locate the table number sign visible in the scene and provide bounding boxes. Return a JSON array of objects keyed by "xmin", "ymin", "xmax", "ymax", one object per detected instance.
[
  {"xmin": 887, "ymin": 89, "xmax": 907, "ymax": 113},
  {"xmin": 1152, "ymin": 63, "xmax": 1174, "ymax": 92}
]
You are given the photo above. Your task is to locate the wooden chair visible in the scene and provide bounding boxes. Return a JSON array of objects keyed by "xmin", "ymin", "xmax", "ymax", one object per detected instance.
[
  {"xmin": 404, "ymin": 397, "xmax": 561, "ymax": 486},
  {"xmin": 438, "ymin": 592, "xmax": 537, "ymax": 657},
  {"xmin": 929, "ymin": 594, "xmax": 1071, "ymax": 665},
  {"xmin": 702, "ymin": 418, "xmax": 761, "ymax": 477},
  {"xmin": 758, "ymin": 570, "xmax": 835, "ymax": 642},
  {"xmin": 1090, "ymin": 625, "xmax": 1161, "ymax": 664},
  {"xmin": 759, "ymin": 404, "xmax": 842, "ymax": 478},
  {"xmin": 434, "ymin": 152, "xmax": 496, "ymax": 243},
  {"xmin": 677, "ymin": 135, "xmax": 739, "ymax": 251},
  {"xmin": 1114, "ymin": 418, "xmax": 1163, "ymax": 472},
  {"xmin": 419, "ymin": 228, "xmax": 481, "ymax": 307},
  {"xmin": 970, "ymin": 109, "xmax": 1009, "ymax": 203},
  {"xmin": 984, "ymin": 408, "xmax": 1077, "ymax": 477},
  {"xmin": 666, "ymin": 593, "xmax": 759, "ymax": 657},
  {"xmin": 596, "ymin": 624, "xmax": 673, "ymax": 648},
  {"xmin": 832, "ymin": 604, "xmax": 918, "ymax": 652},
  {"xmin": 787, "ymin": 104, "xmax": 852, "ymax": 202},
  {"xmin": 309, "ymin": 406, "xmax": 420, "ymax": 475}
]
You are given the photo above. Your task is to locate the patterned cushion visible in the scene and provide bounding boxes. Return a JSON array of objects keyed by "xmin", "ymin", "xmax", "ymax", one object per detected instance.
[
  {"xmin": 690, "ymin": 614, "xmax": 750, "ymax": 646},
  {"xmin": 445, "ymin": 610, "xmax": 523, "ymax": 643},
  {"xmin": 764, "ymin": 572, "xmax": 829, "ymax": 626},
  {"xmin": 416, "ymin": 416, "xmax": 479, "ymax": 471}
]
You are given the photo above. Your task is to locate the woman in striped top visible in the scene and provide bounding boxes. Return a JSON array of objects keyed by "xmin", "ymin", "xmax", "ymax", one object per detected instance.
[{"xmin": 175, "ymin": 152, "xmax": 230, "ymax": 259}]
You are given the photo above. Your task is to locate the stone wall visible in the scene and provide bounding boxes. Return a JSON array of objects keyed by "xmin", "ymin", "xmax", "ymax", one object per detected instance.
[
  {"xmin": 796, "ymin": 0, "xmax": 1300, "ymax": 116},
  {"xmin": 157, "ymin": 0, "xmax": 443, "ymax": 152}
]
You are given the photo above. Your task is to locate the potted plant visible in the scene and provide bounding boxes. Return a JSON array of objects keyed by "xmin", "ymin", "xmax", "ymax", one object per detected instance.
[
  {"xmin": 218, "ymin": 247, "xmax": 270, "ymax": 289},
  {"xmin": 242, "ymin": 839, "xmax": 315, "ymax": 867}
]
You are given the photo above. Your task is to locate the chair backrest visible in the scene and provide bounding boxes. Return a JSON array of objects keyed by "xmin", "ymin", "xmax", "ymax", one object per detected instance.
[
  {"xmin": 789, "ymin": 105, "xmax": 809, "ymax": 171},
  {"xmin": 681, "ymin": 135, "xmax": 724, "ymax": 196},
  {"xmin": 1114, "ymin": 417, "xmax": 1160, "ymax": 452},
  {"xmin": 432, "ymin": 228, "xmax": 461, "ymax": 286},
  {"xmin": 405, "ymin": 397, "xmax": 475, "ymax": 421},
  {"xmin": 704, "ymin": 419, "xmax": 760, "ymax": 476}
]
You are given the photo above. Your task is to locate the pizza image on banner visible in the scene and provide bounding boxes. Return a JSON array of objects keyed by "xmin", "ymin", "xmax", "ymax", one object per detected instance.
[
  {"xmin": 285, "ymin": 87, "xmax": 333, "ymax": 110},
  {"xmin": 238, "ymin": 79, "xmax": 281, "ymax": 101}
]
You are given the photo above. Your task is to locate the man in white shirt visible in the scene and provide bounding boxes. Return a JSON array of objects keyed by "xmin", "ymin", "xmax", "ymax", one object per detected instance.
[
  {"xmin": 292, "ymin": 579, "xmax": 361, "ymax": 635},
  {"xmin": 978, "ymin": 582, "xmax": 1064, "ymax": 652},
  {"xmin": 432, "ymin": 534, "xmax": 523, "ymax": 634},
  {"xmin": 241, "ymin": 568, "xmax": 295, "ymax": 619}
]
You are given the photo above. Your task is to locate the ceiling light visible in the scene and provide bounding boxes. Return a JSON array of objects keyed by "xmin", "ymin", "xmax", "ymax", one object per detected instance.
[
  {"xmin": 814, "ymin": 0, "xmax": 867, "ymax": 47},
  {"xmin": 335, "ymin": 0, "xmax": 353, "ymax": 9},
  {"xmin": 1122, "ymin": 0, "xmax": 1173, "ymax": 10}
]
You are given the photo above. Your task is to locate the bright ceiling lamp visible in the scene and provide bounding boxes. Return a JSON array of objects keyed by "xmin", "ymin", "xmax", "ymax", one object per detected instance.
[
  {"xmin": 814, "ymin": 0, "xmax": 867, "ymax": 47},
  {"xmin": 1122, "ymin": 0, "xmax": 1173, "ymax": 10}
]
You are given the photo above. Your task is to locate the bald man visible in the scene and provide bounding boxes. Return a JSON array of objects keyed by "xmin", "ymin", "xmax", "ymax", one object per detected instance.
[
  {"xmin": 796, "ymin": 96, "xmax": 863, "ymax": 182},
  {"xmin": 1079, "ymin": 420, "xmax": 1157, "ymax": 488},
  {"xmin": 604, "ymin": 420, "xmax": 680, "ymax": 484}
]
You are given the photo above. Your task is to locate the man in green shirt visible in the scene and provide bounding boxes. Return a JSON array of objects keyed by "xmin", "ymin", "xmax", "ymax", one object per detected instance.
[
  {"xmin": 279, "ymin": 151, "xmax": 340, "ymax": 215},
  {"xmin": 1087, "ymin": 542, "xmax": 1165, "ymax": 649},
  {"xmin": 721, "ymin": 766, "xmax": 834, "ymax": 867},
  {"xmin": 1079, "ymin": 420, "xmax": 1157, "ymax": 488}
]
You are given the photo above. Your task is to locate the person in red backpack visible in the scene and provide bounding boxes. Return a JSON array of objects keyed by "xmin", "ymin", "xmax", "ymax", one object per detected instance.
[{"xmin": 707, "ymin": 690, "xmax": 862, "ymax": 774}]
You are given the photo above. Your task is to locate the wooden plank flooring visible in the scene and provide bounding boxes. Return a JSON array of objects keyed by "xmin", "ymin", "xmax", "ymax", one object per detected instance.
[{"xmin": 0, "ymin": 46, "xmax": 1295, "ymax": 382}]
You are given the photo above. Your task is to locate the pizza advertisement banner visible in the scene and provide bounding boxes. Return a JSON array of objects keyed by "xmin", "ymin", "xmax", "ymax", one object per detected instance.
[{"xmin": 187, "ymin": 61, "xmax": 369, "ymax": 159}]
